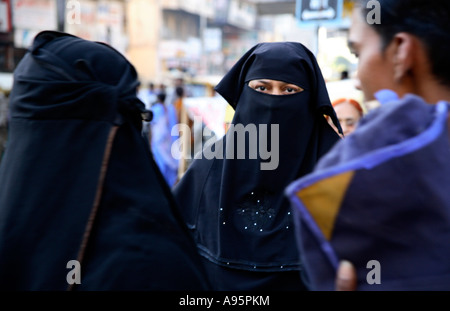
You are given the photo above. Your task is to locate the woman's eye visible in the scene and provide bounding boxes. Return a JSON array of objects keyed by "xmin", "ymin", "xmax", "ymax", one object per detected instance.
[
  {"xmin": 284, "ymin": 86, "xmax": 302, "ymax": 94},
  {"xmin": 255, "ymin": 86, "xmax": 267, "ymax": 91}
]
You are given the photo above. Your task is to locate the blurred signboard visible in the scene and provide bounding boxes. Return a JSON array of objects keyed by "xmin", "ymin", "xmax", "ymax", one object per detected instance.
[
  {"xmin": 211, "ymin": 0, "xmax": 257, "ymax": 30},
  {"xmin": 65, "ymin": 0, "xmax": 127, "ymax": 54},
  {"xmin": 13, "ymin": 0, "xmax": 58, "ymax": 48},
  {"xmin": 0, "ymin": 0, "xmax": 11, "ymax": 32},
  {"xmin": 162, "ymin": 0, "xmax": 214, "ymax": 18},
  {"xmin": 296, "ymin": 0, "xmax": 343, "ymax": 27},
  {"xmin": 183, "ymin": 95, "xmax": 228, "ymax": 139},
  {"xmin": 13, "ymin": 0, "xmax": 57, "ymax": 30},
  {"xmin": 228, "ymin": 0, "xmax": 257, "ymax": 30}
]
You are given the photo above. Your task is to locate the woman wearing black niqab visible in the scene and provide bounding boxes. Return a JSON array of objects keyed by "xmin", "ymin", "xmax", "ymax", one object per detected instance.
[
  {"xmin": 0, "ymin": 31, "xmax": 211, "ymax": 290},
  {"xmin": 173, "ymin": 42, "xmax": 342, "ymax": 290}
]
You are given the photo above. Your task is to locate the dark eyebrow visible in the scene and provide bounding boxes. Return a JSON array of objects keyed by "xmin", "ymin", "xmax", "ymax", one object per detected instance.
[{"xmin": 254, "ymin": 80, "xmax": 270, "ymax": 85}]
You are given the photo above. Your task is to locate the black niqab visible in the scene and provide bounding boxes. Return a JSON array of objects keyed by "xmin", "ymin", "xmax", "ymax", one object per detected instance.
[
  {"xmin": 173, "ymin": 42, "xmax": 341, "ymax": 290},
  {"xmin": 0, "ymin": 31, "xmax": 210, "ymax": 290}
]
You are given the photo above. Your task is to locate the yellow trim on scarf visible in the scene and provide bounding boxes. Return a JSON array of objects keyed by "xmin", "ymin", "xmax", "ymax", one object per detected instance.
[{"xmin": 296, "ymin": 171, "xmax": 354, "ymax": 241}]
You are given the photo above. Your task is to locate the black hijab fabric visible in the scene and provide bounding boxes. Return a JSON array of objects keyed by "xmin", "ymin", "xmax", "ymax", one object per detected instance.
[
  {"xmin": 173, "ymin": 42, "xmax": 341, "ymax": 290},
  {"xmin": 0, "ymin": 31, "xmax": 211, "ymax": 290}
]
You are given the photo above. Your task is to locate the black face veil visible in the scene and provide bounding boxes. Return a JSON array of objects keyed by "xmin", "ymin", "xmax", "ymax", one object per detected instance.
[
  {"xmin": 0, "ymin": 31, "xmax": 210, "ymax": 290},
  {"xmin": 173, "ymin": 42, "xmax": 341, "ymax": 287}
]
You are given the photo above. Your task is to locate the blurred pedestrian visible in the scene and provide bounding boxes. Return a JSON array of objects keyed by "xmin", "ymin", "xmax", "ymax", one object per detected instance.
[
  {"xmin": 150, "ymin": 91, "xmax": 179, "ymax": 187},
  {"xmin": 139, "ymin": 82, "xmax": 157, "ymax": 146},
  {"xmin": 173, "ymin": 41, "xmax": 342, "ymax": 291},
  {"xmin": 340, "ymin": 70, "xmax": 349, "ymax": 80},
  {"xmin": 287, "ymin": 0, "xmax": 450, "ymax": 291},
  {"xmin": 166, "ymin": 76, "xmax": 188, "ymax": 108},
  {"xmin": 138, "ymin": 81, "xmax": 157, "ymax": 110},
  {"xmin": 0, "ymin": 31, "xmax": 211, "ymax": 291},
  {"xmin": 329, "ymin": 97, "xmax": 364, "ymax": 137}
]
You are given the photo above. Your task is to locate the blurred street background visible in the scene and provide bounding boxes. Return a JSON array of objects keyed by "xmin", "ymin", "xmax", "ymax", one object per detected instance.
[{"xmin": 0, "ymin": 0, "xmax": 363, "ymax": 163}]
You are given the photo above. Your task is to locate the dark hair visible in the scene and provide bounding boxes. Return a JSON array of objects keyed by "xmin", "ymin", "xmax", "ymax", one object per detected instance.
[
  {"xmin": 358, "ymin": 0, "xmax": 450, "ymax": 86},
  {"xmin": 175, "ymin": 86, "xmax": 184, "ymax": 97},
  {"xmin": 157, "ymin": 92, "xmax": 166, "ymax": 103}
]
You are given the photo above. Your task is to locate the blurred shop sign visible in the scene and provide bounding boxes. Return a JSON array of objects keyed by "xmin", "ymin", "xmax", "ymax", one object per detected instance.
[
  {"xmin": 228, "ymin": 0, "xmax": 257, "ymax": 30},
  {"xmin": 183, "ymin": 95, "xmax": 229, "ymax": 139},
  {"xmin": 296, "ymin": 0, "xmax": 343, "ymax": 27},
  {"xmin": 65, "ymin": 0, "xmax": 128, "ymax": 55},
  {"xmin": 0, "ymin": 0, "xmax": 11, "ymax": 32},
  {"xmin": 203, "ymin": 28, "xmax": 222, "ymax": 53},
  {"xmin": 13, "ymin": 0, "xmax": 58, "ymax": 48}
]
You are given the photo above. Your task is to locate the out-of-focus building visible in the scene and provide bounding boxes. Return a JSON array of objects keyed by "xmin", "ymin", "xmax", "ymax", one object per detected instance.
[
  {"xmin": 0, "ymin": 0, "xmax": 359, "ymax": 92},
  {"xmin": 126, "ymin": 0, "xmax": 261, "ymax": 87},
  {"xmin": 64, "ymin": 0, "xmax": 129, "ymax": 54},
  {"xmin": 0, "ymin": 0, "xmax": 363, "ymax": 174},
  {"xmin": 0, "ymin": 0, "xmax": 130, "ymax": 89}
]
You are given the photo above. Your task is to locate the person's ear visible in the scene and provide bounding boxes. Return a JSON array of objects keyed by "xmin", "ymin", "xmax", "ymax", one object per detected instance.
[{"xmin": 391, "ymin": 33, "xmax": 415, "ymax": 83}]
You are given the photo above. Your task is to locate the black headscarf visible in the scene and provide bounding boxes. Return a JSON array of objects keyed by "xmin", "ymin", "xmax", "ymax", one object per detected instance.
[
  {"xmin": 173, "ymin": 42, "xmax": 341, "ymax": 290},
  {"xmin": 0, "ymin": 31, "xmax": 211, "ymax": 290}
]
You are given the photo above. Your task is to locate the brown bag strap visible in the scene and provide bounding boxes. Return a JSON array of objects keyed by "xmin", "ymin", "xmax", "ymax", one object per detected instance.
[{"xmin": 67, "ymin": 125, "xmax": 119, "ymax": 291}]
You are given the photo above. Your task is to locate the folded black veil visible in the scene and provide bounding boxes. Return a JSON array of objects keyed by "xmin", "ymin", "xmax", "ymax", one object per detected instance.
[{"xmin": 0, "ymin": 31, "xmax": 211, "ymax": 290}]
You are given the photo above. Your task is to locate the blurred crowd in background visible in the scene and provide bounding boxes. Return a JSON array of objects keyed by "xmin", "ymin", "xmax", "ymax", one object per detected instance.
[{"xmin": 0, "ymin": 0, "xmax": 365, "ymax": 171}]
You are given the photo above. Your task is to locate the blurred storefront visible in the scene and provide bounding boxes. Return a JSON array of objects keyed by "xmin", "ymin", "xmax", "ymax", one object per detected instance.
[
  {"xmin": 1, "ymin": 0, "xmax": 360, "ymax": 89},
  {"xmin": 0, "ymin": 0, "xmax": 364, "ymax": 173},
  {"xmin": 65, "ymin": 0, "xmax": 128, "ymax": 54}
]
